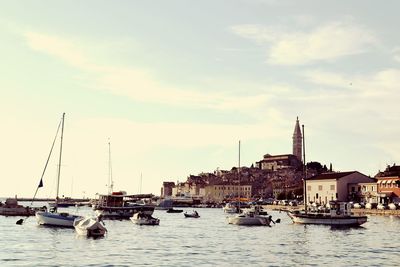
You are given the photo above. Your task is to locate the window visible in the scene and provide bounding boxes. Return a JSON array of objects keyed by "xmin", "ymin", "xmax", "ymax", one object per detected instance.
[
  {"xmin": 307, "ymin": 186, "xmax": 311, "ymax": 191},
  {"xmin": 330, "ymin": 185, "xmax": 335, "ymax": 191},
  {"xmin": 318, "ymin": 185, "xmax": 323, "ymax": 191}
]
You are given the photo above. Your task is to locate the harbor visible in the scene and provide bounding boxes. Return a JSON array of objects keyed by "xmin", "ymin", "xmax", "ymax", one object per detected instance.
[{"xmin": 1, "ymin": 204, "xmax": 400, "ymax": 266}]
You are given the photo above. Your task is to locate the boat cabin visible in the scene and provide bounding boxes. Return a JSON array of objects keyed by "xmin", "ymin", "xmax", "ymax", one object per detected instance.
[{"xmin": 329, "ymin": 201, "xmax": 352, "ymax": 217}]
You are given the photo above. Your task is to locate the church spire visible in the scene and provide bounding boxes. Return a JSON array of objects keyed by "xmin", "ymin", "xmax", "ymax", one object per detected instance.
[{"xmin": 293, "ymin": 117, "xmax": 302, "ymax": 162}]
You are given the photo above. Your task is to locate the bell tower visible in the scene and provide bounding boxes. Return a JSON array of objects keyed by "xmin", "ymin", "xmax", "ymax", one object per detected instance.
[{"xmin": 292, "ymin": 117, "xmax": 302, "ymax": 162}]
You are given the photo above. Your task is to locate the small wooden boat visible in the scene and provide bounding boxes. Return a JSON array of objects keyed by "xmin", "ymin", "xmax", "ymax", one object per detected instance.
[
  {"xmin": 184, "ymin": 211, "xmax": 200, "ymax": 218},
  {"xmin": 166, "ymin": 208, "xmax": 183, "ymax": 213}
]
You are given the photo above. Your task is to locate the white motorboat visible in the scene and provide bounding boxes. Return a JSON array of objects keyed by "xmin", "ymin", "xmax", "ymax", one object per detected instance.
[
  {"xmin": 74, "ymin": 216, "xmax": 107, "ymax": 237},
  {"xmin": 35, "ymin": 113, "xmax": 82, "ymax": 228},
  {"xmin": 288, "ymin": 201, "xmax": 368, "ymax": 226},
  {"xmin": 227, "ymin": 210, "xmax": 271, "ymax": 226},
  {"xmin": 222, "ymin": 202, "xmax": 238, "ymax": 213},
  {"xmin": 36, "ymin": 211, "xmax": 82, "ymax": 228},
  {"xmin": 130, "ymin": 212, "xmax": 160, "ymax": 225}
]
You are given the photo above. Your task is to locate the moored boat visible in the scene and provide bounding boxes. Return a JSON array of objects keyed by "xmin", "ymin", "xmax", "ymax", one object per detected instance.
[
  {"xmin": 130, "ymin": 212, "xmax": 160, "ymax": 225},
  {"xmin": 0, "ymin": 198, "xmax": 37, "ymax": 216},
  {"xmin": 288, "ymin": 201, "xmax": 368, "ymax": 226},
  {"xmin": 73, "ymin": 216, "xmax": 107, "ymax": 237},
  {"xmin": 35, "ymin": 113, "xmax": 82, "ymax": 228},
  {"xmin": 184, "ymin": 211, "xmax": 200, "ymax": 218},
  {"xmin": 227, "ymin": 209, "xmax": 272, "ymax": 226},
  {"xmin": 93, "ymin": 192, "xmax": 155, "ymax": 219}
]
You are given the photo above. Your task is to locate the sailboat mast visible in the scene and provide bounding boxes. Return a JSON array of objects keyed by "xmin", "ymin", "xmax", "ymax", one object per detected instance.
[
  {"xmin": 55, "ymin": 112, "xmax": 65, "ymax": 210},
  {"xmin": 302, "ymin": 124, "xmax": 307, "ymax": 213},
  {"xmin": 108, "ymin": 139, "xmax": 114, "ymax": 194},
  {"xmin": 238, "ymin": 140, "xmax": 241, "ymax": 204}
]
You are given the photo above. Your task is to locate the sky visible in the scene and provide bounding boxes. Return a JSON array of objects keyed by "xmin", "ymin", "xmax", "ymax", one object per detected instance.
[{"xmin": 1, "ymin": 0, "xmax": 399, "ymax": 198}]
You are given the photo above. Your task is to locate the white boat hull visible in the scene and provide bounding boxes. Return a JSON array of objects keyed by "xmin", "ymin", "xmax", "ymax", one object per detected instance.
[
  {"xmin": 130, "ymin": 213, "xmax": 160, "ymax": 225},
  {"xmin": 74, "ymin": 217, "xmax": 107, "ymax": 237},
  {"xmin": 36, "ymin": 211, "xmax": 82, "ymax": 228},
  {"xmin": 288, "ymin": 212, "xmax": 367, "ymax": 226},
  {"xmin": 228, "ymin": 215, "xmax": 270, "ymax": 226}
]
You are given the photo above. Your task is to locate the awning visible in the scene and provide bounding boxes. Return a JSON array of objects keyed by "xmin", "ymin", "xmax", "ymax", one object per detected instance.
[
  {"xmin": 377, "ymin": 180, "xmax": 382, "ymax": 184},
  {"xmin": 387, "ymin": 180, "xmax": 394, "ymax": 184},
  {"xmin": 381, "ymin": 180, "xmax": 387, "ymax": 184}
]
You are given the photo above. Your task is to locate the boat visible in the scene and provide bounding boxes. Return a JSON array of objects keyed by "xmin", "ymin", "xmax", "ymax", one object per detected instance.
[
  {"xmin": 130, "ymin": 212, "xmax": 160, "ymax": 225},
  {"xmin": 94, "ymin": 192, "xmax": 155, "ymax": 219},
  {"xmin": 222, "ymin": 202, "xmax": 238, "ymax": 213},
  {"xmin": 0, "ymin": 198, "xmax": 37, "ymax": 216},
  {"xmin": 36, "ymin": 113, "xmax": 82, "ymax": 228},
  {"xmin": 73, "ymin": 216, "xmax": 107, "ymax": 237},
  {"xmin": 184, "ymin": 211, "xmax": 200, "ymax": 218},
  {"xmin": 242, "ymin": 205, "xmax": 269, "ymax": 216},
  {"xmin": 287, "ymin": 125, "xmax": 367, "ymax": 227},
  {"xmin": 227, "ymin": 141, "xmax": 273, "ymax": 226},
  {"xmin": 288, "ymin": 201, "xmax": 368, "ymax": 226},
  {"xmin": 166, "ymin": 208, "xmax": 183, "ymax": 213},
  {"xmin": 228, "ymin": 209, "xmax": 272, "ymax": 226}
]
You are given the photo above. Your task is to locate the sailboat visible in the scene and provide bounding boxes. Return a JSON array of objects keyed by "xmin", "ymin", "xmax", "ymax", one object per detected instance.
[
  {"xmin": 36, "ymin": 113, "xmax": 82, "ymax": 227},
  {"xmin": 287, "ymin": 125, "xmax": 368, "ymax": 226},
  {"xmin": 227, "ymin": 141, "xmax": 272, "ymax": 226},
  {"xmin": 92, "ymin": 141, "xmax": 155, "ymax": 219}
]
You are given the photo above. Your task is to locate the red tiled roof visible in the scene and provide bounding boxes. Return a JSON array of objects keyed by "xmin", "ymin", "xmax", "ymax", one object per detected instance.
[{"xmin": 306, "ymin": 171, "xmax": 357, "ymax": 180}]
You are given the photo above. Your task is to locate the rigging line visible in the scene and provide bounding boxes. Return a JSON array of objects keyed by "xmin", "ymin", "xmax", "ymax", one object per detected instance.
[{"xmin": 30, "ymin": 118, "xmax": 62, "ymax": 206}]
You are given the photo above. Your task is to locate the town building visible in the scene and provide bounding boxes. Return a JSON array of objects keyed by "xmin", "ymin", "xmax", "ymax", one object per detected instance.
[
  {"xmin": 375, "ymin": 164, "xmax": 400, "ymax": 203},
  {"xmin": 203, "ymin": 184, "xmax": 252, "ymax": 203},
  {"xmin": 305, "ymin": 171, "xmax": 375, "ymax": 205}
]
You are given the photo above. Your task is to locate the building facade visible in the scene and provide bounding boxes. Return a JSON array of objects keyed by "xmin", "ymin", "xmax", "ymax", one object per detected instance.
[
  {"xmin": 375, "ymin": 164, "xmax": 400, "ymax": 203},
  {"xmin": 204, "ymin": 184, "xmax": 252, "ymax": 203},
  {"xmin": 305, "ymin": 171, "xmax": 375, "ymax": 205}
]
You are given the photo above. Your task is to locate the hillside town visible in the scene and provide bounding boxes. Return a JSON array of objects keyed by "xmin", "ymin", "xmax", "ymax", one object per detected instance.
[{"xmin": 160, "ymin": 118, "xmax": 400, "ymax": 208}]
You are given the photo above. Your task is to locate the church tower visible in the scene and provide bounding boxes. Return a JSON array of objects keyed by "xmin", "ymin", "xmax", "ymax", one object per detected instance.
[{"xmin": 292, "ymin": 117, "xmax": 302, "ymax": 162}]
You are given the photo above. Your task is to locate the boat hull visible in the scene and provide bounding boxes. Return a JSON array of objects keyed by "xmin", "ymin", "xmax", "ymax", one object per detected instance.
[
  {"xmin": 36, "ymin": 211, "xmax": 82, "ymax": 228},
  {"xmin": 0, "ymin": 207, "xmax": 35, "ymax": 216},
  {"xmin": 228, "ymin": 215, "xmax": 270, "ymax": 226},
  {"xmin": 94, "ymin": 205, "xmax": 154, "ymax": 219},
  {"xmin": 74, "ymin": 217, "xmax": 107, "ymax": 237},
  {"xmin": 130, "ymin": 214, "xmax": 160, "ymax": 225},
  {"xmin": 288, "ymin": 212, "xmax": 368, "ymax": 226}
]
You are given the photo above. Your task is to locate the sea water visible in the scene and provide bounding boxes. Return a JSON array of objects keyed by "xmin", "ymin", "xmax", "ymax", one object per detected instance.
[{"xmin": 0, "ymin": 203, "xmax": 399, "ymax": 266}]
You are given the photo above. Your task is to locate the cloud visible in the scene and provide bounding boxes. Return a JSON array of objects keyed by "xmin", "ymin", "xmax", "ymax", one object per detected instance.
[
  {"xmin": 231, "ymin": 21, "xmax": 376, "ymax": 65},
  {"xmin": 23, "ymin": 31, "xmax": 270, "ymax": 112}
]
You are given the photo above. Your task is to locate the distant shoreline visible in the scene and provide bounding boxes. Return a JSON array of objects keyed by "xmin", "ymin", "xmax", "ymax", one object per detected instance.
[{"xmin": 0, "ymin": 197, "xmax": 90, "ymax": 202}]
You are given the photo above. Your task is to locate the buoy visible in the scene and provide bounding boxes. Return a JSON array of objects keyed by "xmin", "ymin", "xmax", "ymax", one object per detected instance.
[{"xmin": 16, "ymin": 219, "xmax": 24, "ymax": 225}]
